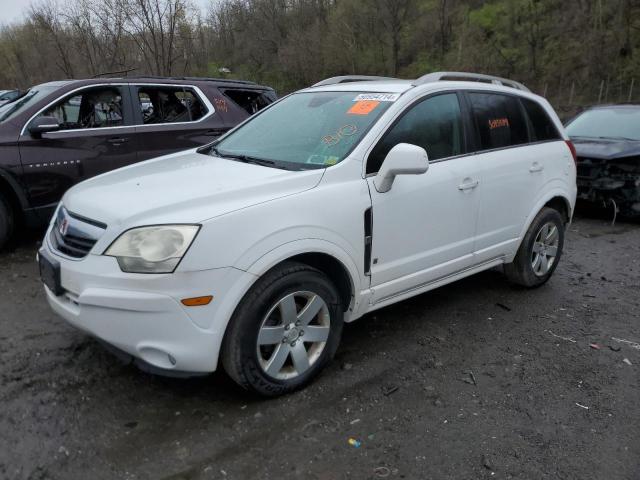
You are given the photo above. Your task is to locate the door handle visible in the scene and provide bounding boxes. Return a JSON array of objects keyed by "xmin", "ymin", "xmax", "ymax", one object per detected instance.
[
  {"xmin": 108, "ymin": 137, "xmax": 129, "ymax": 145},
  {"xmin": 458, "ymin": 179, "xmax": 479, "ymax": 191},
  {"xmin": 529, "ymin": 162, "xmax": 544, "ymax": 173}
]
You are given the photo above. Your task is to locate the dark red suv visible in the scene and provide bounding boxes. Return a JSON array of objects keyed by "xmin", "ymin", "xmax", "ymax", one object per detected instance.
[{"xmin": 0, "ymin": 76, "xmax": 276, "ymax": 249}]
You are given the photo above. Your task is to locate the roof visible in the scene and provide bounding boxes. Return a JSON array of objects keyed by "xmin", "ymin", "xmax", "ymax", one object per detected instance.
[
  {"xmin": 305, "ymin": 72, "xmax": 533, "ymax": 97},
  {"xmin": 301, "ymin": 80, "xmax": 414, "ymax": 94},
  {"xmin": 33, "ymin": 77, "xmax": 274, "ymax": 91}
]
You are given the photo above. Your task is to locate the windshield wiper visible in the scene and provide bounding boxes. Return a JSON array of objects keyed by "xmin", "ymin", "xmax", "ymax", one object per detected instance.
[
  {"xmin": 596, "ymin": 136, "xmax": 638, "ymax": 142},
  {"xmin": 210, "ymin": 147, "xmax": 286, "ymax": 169}
]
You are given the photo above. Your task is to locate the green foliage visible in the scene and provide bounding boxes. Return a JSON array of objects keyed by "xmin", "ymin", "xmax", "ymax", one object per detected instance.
[{"xmin": 0, "ymin": 0, "xmax": 639, "ymax": 107}]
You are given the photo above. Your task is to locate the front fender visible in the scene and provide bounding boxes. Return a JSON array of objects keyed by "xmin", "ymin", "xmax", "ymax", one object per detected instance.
[{"xmin": 243, "ymin": 238, "xmax": 364, "ymax": 318}]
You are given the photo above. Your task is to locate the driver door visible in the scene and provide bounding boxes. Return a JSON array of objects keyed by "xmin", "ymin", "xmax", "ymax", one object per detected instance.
[
  {"xmin": 366, "ymin": 92, "xmax": 482, "ymax": 303},
  {"xmin": 18, "ymin": 84, "xmax": 137, "ymax": 211}
]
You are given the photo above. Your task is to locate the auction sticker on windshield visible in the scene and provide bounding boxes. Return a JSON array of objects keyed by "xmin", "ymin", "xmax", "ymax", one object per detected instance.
[{"xmin": 353, "ymin": 93, "xmax": 400, "ymax": 102}]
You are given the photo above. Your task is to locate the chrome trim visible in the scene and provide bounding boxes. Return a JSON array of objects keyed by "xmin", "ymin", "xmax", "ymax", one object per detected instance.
[
  {"xmin": 48, "ymin": 207, "xmax": 106, "ymax": 261},
  {"xmin": 20, "ymin": 83, "xmax": 215, "ymax": 137}
]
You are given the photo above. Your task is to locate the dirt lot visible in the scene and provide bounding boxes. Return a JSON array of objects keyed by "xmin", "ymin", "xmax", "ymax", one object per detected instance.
[{"xmin": 1, "ymin": 215, "xmax": 639, "ymax": 480}]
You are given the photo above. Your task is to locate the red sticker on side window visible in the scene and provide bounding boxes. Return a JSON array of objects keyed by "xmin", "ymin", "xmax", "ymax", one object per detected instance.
[{"xmin": 489, "ymin": 118, "xmax": 510, "ymax": 130}]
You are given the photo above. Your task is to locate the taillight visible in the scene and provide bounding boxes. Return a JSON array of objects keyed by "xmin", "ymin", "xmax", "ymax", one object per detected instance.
[{"xmin": 565, "ymin": 140, "xmax": 578, "ymax": 165}]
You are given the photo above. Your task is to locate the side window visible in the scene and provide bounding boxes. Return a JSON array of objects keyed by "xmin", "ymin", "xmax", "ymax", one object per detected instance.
[
  {"xmin": 137, "ymin": 86, "xmax": 207, "ymax": 125},
  {"xmin": 40, "ymin": 87, "xmax": 124, "ymax": 130},
  {"xmin": 468, "ymin": 93, "xmax": 528, "ymax": 151},
  {"xmin": 221, "ymin": 89, "xmax": 275, "ymax": 115},
  {"xmin": 521, "ymin": 98, "xmax": 561, "ymax": 142},
  {"xmin": 367, "ymin": 93, "xmax": 464, "ymax": 174}
]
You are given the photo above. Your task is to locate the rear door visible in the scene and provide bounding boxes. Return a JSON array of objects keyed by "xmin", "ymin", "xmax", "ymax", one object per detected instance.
[
  {"xmin": 18, "ymin": 84, "xmax": 137, "ymax": 210},
  {"xmin": 466, "ymin": 92, "xmax": 547, "ymax": 263},
  {"xmin": 130, "ymin": 84, "xmax": 225, "ymax": 162}
]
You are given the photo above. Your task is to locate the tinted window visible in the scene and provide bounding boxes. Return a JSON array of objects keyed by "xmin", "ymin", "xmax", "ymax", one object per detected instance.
[
  {"xmin": 522, "ymin": 98, "xmax": 560, "ymax": 141},
  {"xmin": 40, "ymin": 87, "xmax": 124, "ymax": 130},
  {"xmin": 468, "ymin": 93, "xmax": 528, "ymax": 151},
  {"xmin": 137, "ymin": 86, "xmax": 207, "ymax": 124},
  {"xmin": 367, "ymin": 93, "xmax": 464, "ymax": 174}
]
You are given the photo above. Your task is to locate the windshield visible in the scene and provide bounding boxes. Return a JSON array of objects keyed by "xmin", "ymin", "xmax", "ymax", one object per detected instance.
[
  {"xmin": 566, "ymin": 108, "xmax": 640, "ymax": 141},
  {"xmin": 211, "ymin": 91, "xmax": 398, "ymax": 169},
  {"xmin": 0, "ymin": 86, "xmax": 58, "ymax": 123}
]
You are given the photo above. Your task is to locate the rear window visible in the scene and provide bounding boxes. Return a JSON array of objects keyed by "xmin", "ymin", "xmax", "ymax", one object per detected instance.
[
  {"xmin": 522, "ymin": 98, "xmax": 560, "ymax": 142},
  {"xmin": 468, "ymin": 93, "xmax": 528, "ymax": 151},
  {"xmin": 222, "ymin": 88, "xmax": 276, "ymax": 115}
]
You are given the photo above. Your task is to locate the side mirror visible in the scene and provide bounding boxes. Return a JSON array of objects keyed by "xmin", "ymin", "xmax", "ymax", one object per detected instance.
[
  {"xmin": 29, "ymin": 116, "xmax": 61, "ymax": 136},
  {"xmin": 373, "ymin": 143, "xmax": 429, "ymax": 193}
]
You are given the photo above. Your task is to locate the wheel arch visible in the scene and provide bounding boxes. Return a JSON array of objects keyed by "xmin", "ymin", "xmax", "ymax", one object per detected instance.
[
  {"xmin": 543, "ymin": 195, "xmax": 572, "ymax": 224},
  {"xmin": 244, "ymin": 239, "xmax": 363, "ymax": 316},
  {"xmin": 0, "ymin": 169, "xmax": 27, "ymax": 225},
  {"xmin": 511, "ymin": 190, "xmax": 573, "ymax": 262}
]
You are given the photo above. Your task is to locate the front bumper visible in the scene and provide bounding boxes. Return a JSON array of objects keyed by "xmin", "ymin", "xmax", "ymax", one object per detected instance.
[{"xmin": 40, "ymin": 241, "xmax": 255, "ymax": 374}]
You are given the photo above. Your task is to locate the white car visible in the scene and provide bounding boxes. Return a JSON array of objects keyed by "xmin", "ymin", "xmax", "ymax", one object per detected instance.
[{"xmin": 39, "ymin": 72, "xmax": 577, "ymax": 396}]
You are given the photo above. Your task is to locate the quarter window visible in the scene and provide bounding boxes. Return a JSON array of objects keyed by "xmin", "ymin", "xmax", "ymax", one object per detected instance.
[
  {"xmin": 521, "ymin": 98, "xmax": 560, "ymax": 142},
  {"xmin": 222, "ymin": 88, "xmax": 276, "ymax": 115},
  {"xmin": 137, "ymin": 86, "xmax": 207, "ymax": 124},
  {"xmin": 39, "ymin": 87, "xmax": 124, "ymax": 130},
  {"xmin": 367, "ymin": 93, "xmax": 464, "ymax": 174},
  {"xmin": 468, "ymin": 93, "xmax": 528, "ymax": 151}
]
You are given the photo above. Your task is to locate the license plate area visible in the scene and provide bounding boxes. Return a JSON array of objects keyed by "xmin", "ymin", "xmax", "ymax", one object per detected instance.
[{"xmin": 39, "ymin": 250, "xmax": 64, "ymax": 296}]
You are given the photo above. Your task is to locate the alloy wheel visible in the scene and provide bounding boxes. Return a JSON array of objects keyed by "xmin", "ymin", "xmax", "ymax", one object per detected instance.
[
  {"xmin": 531, "ymin": 222, "xmax": 560, "ymax": 276},
  {"xmin": 256, "ymin": 291, "xmax": 331, "ymax": 380}
]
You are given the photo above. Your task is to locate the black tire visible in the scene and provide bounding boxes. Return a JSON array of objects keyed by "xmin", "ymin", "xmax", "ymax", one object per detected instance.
[
  {"xmin": 504, "ymin": 207, "xmax": 565, "ymax": 288},
  {"xmin": 221, "ymin": 261, "xmax": 344, "ymax": 397},
  {"xmin": 0, "ymin": 192, "xmax": 15, "ymax": 252}
]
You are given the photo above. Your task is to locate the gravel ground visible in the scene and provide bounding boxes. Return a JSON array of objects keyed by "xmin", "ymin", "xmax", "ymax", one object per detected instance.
[{"xmin": 1, "ymin": 215, "xmax": 639, "ymax": 480}]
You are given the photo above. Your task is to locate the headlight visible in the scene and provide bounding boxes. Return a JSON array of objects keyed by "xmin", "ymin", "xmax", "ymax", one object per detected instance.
[{"xmin": 104, "ymin": 225, "xmax": 200, "ymax": 273}]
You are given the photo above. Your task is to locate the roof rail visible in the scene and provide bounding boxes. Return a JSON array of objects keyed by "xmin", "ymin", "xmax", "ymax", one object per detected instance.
[
  {"xmin": 414, "ymin": 71, "xmax": 530, "ymax": 92},
  {"xmin": 124, "ymin": 75, "xmax": 261, "ymax": 86},
  {"xmin": 312, "ymin": 75, "xmax": 398, "ymax": 87}
]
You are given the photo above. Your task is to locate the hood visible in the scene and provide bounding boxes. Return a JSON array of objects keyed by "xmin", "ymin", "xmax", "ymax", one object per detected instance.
[
  {"xmin": 63, "ymin": 149, "xmax": 324, "ymax": 228},
  {"xmin": 572, "ymin": 137, "xmax": 640, "ymax": 161}
]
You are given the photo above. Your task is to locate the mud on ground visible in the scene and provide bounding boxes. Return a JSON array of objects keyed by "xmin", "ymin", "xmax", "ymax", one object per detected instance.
[{"xmin": 0, "ymin": 216, "xmax": 639, "ymax": 480}]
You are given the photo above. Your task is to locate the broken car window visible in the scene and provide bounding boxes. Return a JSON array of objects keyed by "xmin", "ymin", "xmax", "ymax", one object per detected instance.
[
  {"xmin": 137, "ymin": 86, "xmax": 207, "ymax": 124},
  {"xmin": 222, "ymin": 89, "xmax": 276, "ymax": 115},
  {"xmin": 40, "ymin": 87, "xmax": 124, "ymax": 130}
]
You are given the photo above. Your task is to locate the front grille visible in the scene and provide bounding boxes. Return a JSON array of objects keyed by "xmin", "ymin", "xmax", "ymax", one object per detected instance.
[{"xmin": 49, "ymin": 207, "xmax": 106, "ymax": 259}]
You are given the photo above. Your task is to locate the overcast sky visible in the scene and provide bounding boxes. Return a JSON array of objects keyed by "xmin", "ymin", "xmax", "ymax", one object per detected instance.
[{"xmin": 0, "ymin": 0, "xmax": 212, "ymax": 25}]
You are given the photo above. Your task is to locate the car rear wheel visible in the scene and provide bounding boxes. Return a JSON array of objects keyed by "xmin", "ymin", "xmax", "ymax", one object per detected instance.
[
  {"xmin": 0, "ymin": 192, "xmax": 14, "ymax": 252},
  {"xmin": 505, "ymin": 207, "xmax": 565, "ymax": 288},
  {"xmin": 221, "ymin": 262, "xmax": 343, "ymax": 397}
]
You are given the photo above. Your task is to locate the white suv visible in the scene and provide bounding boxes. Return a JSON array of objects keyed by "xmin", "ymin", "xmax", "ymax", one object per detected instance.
[{"xmin": 39, "ymin": 72, "xmax": 577, "ymax": 396}]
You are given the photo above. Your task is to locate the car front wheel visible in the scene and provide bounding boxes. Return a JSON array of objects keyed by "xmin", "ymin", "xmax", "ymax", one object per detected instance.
[{"xmin": 221, "ymin": 262, "xmax": 343, "ymax": 397}]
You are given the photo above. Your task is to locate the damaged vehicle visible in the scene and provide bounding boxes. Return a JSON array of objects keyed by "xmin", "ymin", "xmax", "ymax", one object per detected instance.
[
  {"xmin": 38, "ymin": 72, "xmax": 576, "ymax": 396},
  {"xmin": 0, "ymin": 76, "xmax": 276, "ymax": 250},
  {"xmin": 566, "ymin": 105, "xmax": 640, "ymax": 217}
]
